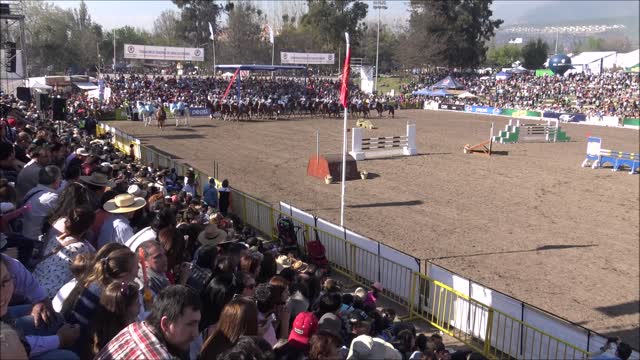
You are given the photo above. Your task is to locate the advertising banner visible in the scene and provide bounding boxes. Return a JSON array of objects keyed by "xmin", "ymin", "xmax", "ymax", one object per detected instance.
[
  {"xmin": 124, "ymin": 44, "xmax": 204, "ymax": 61},
  {"xmin": 280, "ymin": 52, "xmax": 335, "ymax": 65},
  {"xmin": 188, "ymin": 107, "xmax": 211, "ymax": 117},
  {"xmin": 438, "ymin": 103, "xmax": 464, "ymax": 111},
  {"xmin": 464, "ymin": 105, "xmax": 502, "ymax": 115}
]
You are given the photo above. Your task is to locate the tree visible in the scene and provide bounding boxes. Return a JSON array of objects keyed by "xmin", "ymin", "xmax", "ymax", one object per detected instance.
[
  {"xmin": 299, "ymin": 0, "xmax": 368, "ymax": 52},
  {"xmin": 100, "ymin": 26, "xmax": 153, "ymax": 68},
  {"xmin": 172, "ymin": 0, "xmax": 230, "ymax": 47},
  {"xmin": 355, "ymin": 23, "xmax": 399, "ymax": 73},
  {"xmin": 152, "ymin": 10, "xmax": 182, "ymax": 46},
  {"xmin": 486, "ymin": 44, "xmax": 522, "ymax": 68},
  {"xmin": 218, "ymin": 2, "xmax": 270, "ymax": 64},
  {"xmin": 22, "ymin": 1, "xmax": 75, "ymax": 74},
  {"xmin": 402, "ymin": 0, "xmax": 503, "ymax": 69},
  {"xmin": 521, "ymin": 38, "xmax": 549, "ymax": 70}
]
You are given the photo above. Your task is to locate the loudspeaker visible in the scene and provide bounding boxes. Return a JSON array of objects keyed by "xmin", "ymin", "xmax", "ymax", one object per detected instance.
[
  {"xmin": 5, "ymin": 42, "xmax": 16, "ymax": 73},
  {"xmin": 52, "ymin": 98, "xmax": 66, "ymax": 120},
  {"xmin": 36, "ymin": 93, "xmax": 49, "ymax": 111},
  {"xmin": 16, "ymin": 87, "xmax": 31, "ymax": 102}
]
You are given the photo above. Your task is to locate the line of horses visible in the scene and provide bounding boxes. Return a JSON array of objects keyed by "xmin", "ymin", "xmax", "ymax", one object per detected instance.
[{"xmin": 205, "ymin": 99, "xmax": 395, "ymax": 121}]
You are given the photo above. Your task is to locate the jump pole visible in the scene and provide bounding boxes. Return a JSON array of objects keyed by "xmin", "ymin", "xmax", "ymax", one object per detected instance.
[{"xmin": 463, "ymin": 122, "xmax": 494, "ymax": 157}]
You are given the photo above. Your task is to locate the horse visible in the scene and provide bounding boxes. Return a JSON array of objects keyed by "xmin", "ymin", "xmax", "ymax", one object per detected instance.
[
  {"xmin": 349, "ymin": 103, "xmax": 360, "ymax": 119},
  {"xmin": 375, "ymin": 101, "xmax": 395, "ymax": 118},
  {"xmin": 359, "ymin": 103, "xmax": 370, "ymax": 118},
  {"xmin": 155, "ymin": 106, "xmax": 166, "ymax": 130},
  {"xmin": 169, "ymin": 101, "xmax": 190, "ymax": 127},
  {"xmin": 138, "ymin": 102, "xmax": 156, "ymax": 127}
]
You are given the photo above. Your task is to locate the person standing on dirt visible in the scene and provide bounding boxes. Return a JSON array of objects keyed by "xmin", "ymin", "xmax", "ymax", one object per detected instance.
[{"xmin": 218, "ymin": 179, "xmax": 231, "ymax": 217}]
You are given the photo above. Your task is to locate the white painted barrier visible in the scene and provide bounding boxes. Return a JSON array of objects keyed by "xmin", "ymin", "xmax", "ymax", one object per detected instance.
[{"xmin": 350, "ymin": 124, "xmax": 418, "ymax": 160}]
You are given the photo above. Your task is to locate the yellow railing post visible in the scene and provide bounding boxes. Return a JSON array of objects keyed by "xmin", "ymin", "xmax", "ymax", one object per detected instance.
[
  {"xmin": 408, "ymin": 272, "xmax": 417, "ymax": 321},
  {"xmin": 269, "ymin": 207, "xmax": 275, "ymax": 240},
  {"xmin": 484, "ymin": 308, "xmax": 494, "ymax": 355},
  {"xmin": 242, "ymin": 194, "xmax": 247, "ymax": 224},
  {"xmin": 303, "ymin": 224, "xmax": 310, "ymax": 255}
]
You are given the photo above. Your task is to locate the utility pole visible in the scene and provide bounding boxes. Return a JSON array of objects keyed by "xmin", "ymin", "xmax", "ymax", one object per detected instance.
[
  {"xmin": 113, "ymin": 31, "xmax": 116, "ymax": 73},
  {"xmin": 373, "ymin": 0, "xmax": 387, "ymax": 94}
]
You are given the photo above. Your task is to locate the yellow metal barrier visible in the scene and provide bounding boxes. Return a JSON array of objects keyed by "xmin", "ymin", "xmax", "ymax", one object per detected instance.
[{"xmin": 408, "ymin": 272, "xmax": 589, "ymax": 360}]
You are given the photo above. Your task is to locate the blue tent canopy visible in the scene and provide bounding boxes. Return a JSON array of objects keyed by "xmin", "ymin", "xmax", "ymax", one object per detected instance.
[
  {"xmin": 431, "ymin": 76, "xmax": 465, "ymax": 90},
  {"xmin": 496, "ymin": 71, "xmax": 511, "ymax": 80}
]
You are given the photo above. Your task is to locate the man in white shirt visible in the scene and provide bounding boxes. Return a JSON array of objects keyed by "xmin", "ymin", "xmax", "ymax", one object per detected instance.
[
  {"xmin": 21, "ymin": 166, "xmax": 61, "ymax": 240},
  {"xmin": 97, "ymin": 193, "xmax": 146, "ymax": 248}
]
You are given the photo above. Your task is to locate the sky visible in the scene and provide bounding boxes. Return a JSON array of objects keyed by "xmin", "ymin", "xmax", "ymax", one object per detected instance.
[{"xmin": 51, "ymin": 0, "xmax": 638, "ymax": 31}]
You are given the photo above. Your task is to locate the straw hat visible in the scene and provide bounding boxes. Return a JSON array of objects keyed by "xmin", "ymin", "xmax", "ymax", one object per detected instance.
[
  {"xmin": 353, "ymin": 287, "xmax": 367, "ymax": 300},
  {"xmin": 103, "ymin": 193, "xmax": 147, "ymax": 214},
  {"xmin": 75, "ymin": 148, "xmax": 89, "ymax": 157},
  {"xmin": 292, "ymin": 260, "xmax": 309, "ymax": 273},
  {"xmin": 80, "ymin": 172, "xmax": 115, "ymax": 188},
  {"xmin": 276, "ymin": 255, "xmax": 293, "ymax": 273},
  {"xmin": 197, "ymin": 224, "xmax": 228, "ymax": 246}
]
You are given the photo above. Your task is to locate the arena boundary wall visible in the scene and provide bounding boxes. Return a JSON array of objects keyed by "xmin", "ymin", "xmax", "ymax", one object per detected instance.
[{"xmin": 97, "ymin": 122, "xmax": 639, "ymax": 360}]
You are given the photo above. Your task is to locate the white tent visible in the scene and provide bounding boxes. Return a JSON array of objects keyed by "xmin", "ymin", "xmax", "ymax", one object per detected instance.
[
  {"xmin": 616, "ymin": 49, "xmax": 639, "ymax": 68},
  {"xmin": 457, "ymin": 92, "xmax": 477, "ymax": 98},
  {"xmin": 569, "ymin": 51, "xmax": 617, "ymax": 75},
  {"xmin": 221, "ymin": 72, "xmax": 235, "ymax": 78}
]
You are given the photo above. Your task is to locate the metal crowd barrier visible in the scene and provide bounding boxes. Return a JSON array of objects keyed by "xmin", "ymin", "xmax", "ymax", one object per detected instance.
[
  {"xmin": 408, "ymin": 272, "xmax": 589, "ymax": 360},
  {"xmin": 98, "ymin": 122, "xmax": 622, "ymax": 360}
]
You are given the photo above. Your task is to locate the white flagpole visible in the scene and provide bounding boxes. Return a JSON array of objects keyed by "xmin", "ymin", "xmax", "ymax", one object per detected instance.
[{"xmin": 340, "ymin": 32, "xmax": 349, "ymax": 228}]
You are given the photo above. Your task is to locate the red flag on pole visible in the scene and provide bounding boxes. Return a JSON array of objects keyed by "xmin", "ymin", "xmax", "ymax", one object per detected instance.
[{"xmin": 339, "ymin": 40, "xmax": 351, "ymax": 109}]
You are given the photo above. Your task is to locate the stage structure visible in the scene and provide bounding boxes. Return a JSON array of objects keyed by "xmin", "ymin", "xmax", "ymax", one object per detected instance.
[
  {"xmin": 215, "ymin": 64, "xmax": 308, "ymax": 103},
  {"xmin": 0, "ymin": 0, "xmax": 27, "ymax": 94}
]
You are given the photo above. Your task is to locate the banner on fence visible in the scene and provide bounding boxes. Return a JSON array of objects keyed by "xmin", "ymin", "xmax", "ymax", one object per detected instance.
[
  {"xmin": 623, "ymin": 118, "xmax": 640, "ymax": 127},
  {"xmin": 464, "ymin": 105, "xmax": 502, "ymax": 115},
  {"xmin": 438, "ymin": 103, "xmax": 465, "ymax": 111},
  {"xmin": 124, "ymin": 44, "xmax": 204, "ymax": 61},
  {"xmin": 281, "ymin": 52, "xmax": 335, "ymax": 65},
  {"xmin": 542, "ymin": 111, "xmax": 586, "ymax": 122},
  {"xmin": 188, "ymin": 107, "xmax": 211, "ymax": 117}
]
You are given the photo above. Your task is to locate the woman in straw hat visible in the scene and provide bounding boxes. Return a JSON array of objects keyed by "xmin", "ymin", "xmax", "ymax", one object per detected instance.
[{"xmin": 97, "ymin": 194, "xmax": 147, "ymax": 248}]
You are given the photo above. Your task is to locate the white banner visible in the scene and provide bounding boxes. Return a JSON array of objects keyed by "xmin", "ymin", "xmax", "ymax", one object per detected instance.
[
  {"xmin": 124, "ymin": 44, "xmax": 204, "ymax": 61},
  {"xmin": 360, "ymin": 65, "xmax": 374, "ymax": 94},
  {"xmin": 280, "ymin": 52, "xmax": 335, "ymax": 65}
]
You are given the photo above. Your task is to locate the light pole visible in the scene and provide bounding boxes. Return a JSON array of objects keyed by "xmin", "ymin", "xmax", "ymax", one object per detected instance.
[{"xmin": 373, "ymin": 0, "xmax": 387, "ymax": 94}]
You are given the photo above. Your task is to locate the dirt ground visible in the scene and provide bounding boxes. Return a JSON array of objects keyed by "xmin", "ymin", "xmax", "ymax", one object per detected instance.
[{"xmin": 109, "ymin": 109, "xmax": 640, "ymax": 348}]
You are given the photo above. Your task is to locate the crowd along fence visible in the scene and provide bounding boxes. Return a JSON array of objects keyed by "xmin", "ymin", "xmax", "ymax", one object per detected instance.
[{"xmin": 97, "ymin": 122, "xmax": 639, "ymax": 360}]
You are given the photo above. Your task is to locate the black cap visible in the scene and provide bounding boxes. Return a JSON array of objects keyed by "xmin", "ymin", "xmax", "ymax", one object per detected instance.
[{"xmin": 348, "ymin": 309, "xmax": 370, "ymax": 324}]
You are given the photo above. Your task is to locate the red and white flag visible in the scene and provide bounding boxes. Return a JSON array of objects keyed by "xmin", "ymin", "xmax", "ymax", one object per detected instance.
[{"xmin": 339, "ymin": 35, "xmax": 351, "ymax": 109}]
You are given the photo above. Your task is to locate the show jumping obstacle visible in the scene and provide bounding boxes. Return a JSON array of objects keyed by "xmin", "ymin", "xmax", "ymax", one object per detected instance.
[
  {"xmin": 464, "ymin": 123, "xmax": 494, "ymax": 157},
  {"xmin": 493, "ymin": 119, "xmax": 571, "ymax": 144},
  {"xmin": 349, "ymin": 124, "xmax": 417, "ymax": 160},
  {"xmin": 581, "ymin": 137, "xmax": 639, "ymax": 174}
]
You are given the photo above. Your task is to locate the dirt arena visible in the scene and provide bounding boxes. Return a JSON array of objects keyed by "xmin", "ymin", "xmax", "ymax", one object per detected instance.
[{"xmin": 108, "ymin": 109, "xmax": 640, "ymax": 347}]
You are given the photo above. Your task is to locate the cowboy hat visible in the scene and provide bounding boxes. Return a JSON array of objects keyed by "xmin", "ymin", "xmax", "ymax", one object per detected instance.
[
  {"xmin": 80, "ymin": 172, "xmax": 115, "ymax": 188},
  {"xmin": 127, "ymin": 184, "xmax": 147, "ymax": 199},
  {"xmin": 103, "ymin": 193, "xmax": 147, "ymax": 214},
  {"xmin": 292, "ymin": 260, "xmax": 309, "ymax": 273},
  {"xmin": 197, "ymin": 224, "xmax": 228, "ymax": 246},
  {"xmin": 75, "ymin": 148, "xmax": 90, "ymax": 156},
  {"xmin": 276, "ymin": 255, "xmax": 293, "ymax": 273}
]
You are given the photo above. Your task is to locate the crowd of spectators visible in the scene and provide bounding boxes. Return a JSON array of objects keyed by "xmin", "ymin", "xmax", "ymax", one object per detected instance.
[
  {"xmin": 404, "ymin": 70, "xmax": 640, "ymax": 118},
  {"xmin": 0, "ymin": 93, "xmax": 495, "ymax": 360}
]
